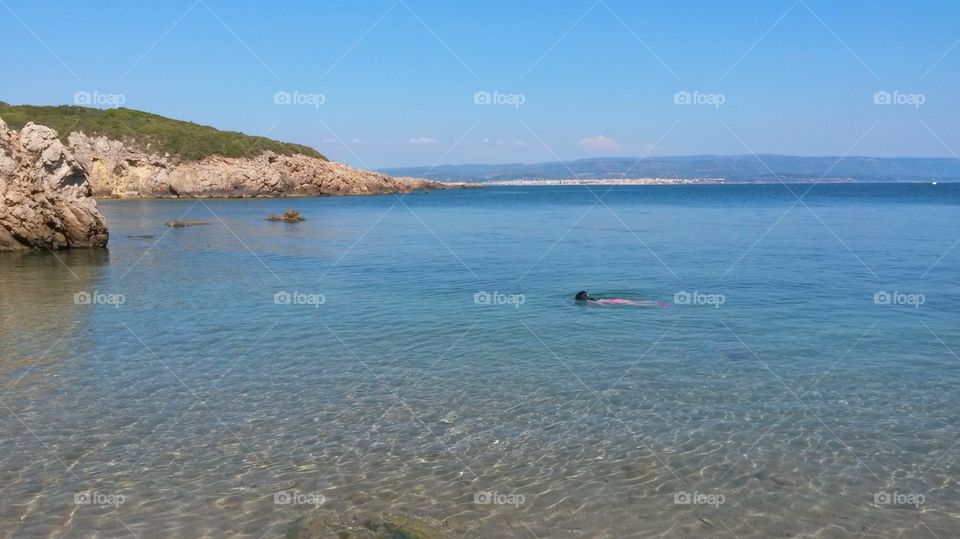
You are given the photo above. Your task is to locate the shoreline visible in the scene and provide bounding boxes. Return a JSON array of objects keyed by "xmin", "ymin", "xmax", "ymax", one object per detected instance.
[
  {"xmin": 90, "ymin": 181, "xmax": 480, "ymax": 200},
  {"xmin": 483, "ymin": 178, "xmax": 723, "ymax": 186},
  {"xmin": 481, "ymin": 179, "xmax": 949, "ymax": 187},
  {"xmin": 480, "ymin": 178, "xmax": 947, "ymax": 186},
  {"xmin": 88, "ymin": 179, "xmax": 950, "ymax": 200}
]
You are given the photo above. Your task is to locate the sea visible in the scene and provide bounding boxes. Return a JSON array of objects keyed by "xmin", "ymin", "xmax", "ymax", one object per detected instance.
[{"xmin": 1, "ymin": 183, "xmax": 958, "ymax": 538}]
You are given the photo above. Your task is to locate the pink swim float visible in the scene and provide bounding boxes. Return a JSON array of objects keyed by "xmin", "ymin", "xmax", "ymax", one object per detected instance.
[
  {"xmin": 594, "ymin": 298, "xmax": 636, "ymax": 305},
  {"xmin": 575, "ymin": 291, "xmax": 670, "ymax": 307}
]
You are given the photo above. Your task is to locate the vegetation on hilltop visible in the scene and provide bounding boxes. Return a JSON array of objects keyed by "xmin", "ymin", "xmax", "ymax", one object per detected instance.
[{"xmin": 0, "ymin": 104, "xmax": 326, "ymax": 162}]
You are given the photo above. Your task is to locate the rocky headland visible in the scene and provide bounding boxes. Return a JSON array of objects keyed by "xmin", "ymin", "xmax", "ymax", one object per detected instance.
[
  {"xmin": 66, "ymin": 130, "xmax": 451, "ymax": 198},
  {"xmin": 0, "ymin": 104, "xmax": 461, "ymax": 200}
]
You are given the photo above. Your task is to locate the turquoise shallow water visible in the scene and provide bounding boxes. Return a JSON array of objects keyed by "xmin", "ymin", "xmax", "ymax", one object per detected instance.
[{"xmin": 1, "ymin": 184, "xmax": 959, "ymax": 538}]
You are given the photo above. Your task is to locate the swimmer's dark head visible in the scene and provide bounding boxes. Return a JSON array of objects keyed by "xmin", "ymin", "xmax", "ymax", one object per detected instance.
[{"xmin": 575, "ymin": 291, "xmax": 592, "ymax": 301}]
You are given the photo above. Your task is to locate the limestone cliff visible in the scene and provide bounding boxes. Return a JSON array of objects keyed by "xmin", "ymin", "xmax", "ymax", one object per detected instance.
[{"xmin": 66, "ymin": 132, "xmax": 448, "ymax": 198}]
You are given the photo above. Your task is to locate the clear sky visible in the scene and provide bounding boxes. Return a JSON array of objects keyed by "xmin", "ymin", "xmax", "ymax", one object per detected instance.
[{"xmin": 2, "ymin": 0, "xmax": 959, "ymax": 168}]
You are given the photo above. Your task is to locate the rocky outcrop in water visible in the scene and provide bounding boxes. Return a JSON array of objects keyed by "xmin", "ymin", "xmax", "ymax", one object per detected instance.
[
  {"xmin": 164, "ymin": 220, "xmax": 211, "ymax": 228},
  {"xmin": 66, "ymin": 131, "xmax": 452, "ymax": 198},
  {"xmin": 0, "ymin": 118, "xmax": 108, "ymax": 251},
  {"xmin": 266, "ymin": 209, "xmax": 305, "ymax": 223}
]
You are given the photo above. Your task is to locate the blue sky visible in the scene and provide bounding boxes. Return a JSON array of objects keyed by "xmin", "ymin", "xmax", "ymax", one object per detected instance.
[{"xmin": 2, "ymin": 0, "xmax": 959, "ymax": 168}]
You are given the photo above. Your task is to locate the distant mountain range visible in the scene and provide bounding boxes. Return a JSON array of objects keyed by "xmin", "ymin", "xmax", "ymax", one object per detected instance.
[{"xmin": 381, "ymin": 155, "xmax": 960, "ymax": 183}]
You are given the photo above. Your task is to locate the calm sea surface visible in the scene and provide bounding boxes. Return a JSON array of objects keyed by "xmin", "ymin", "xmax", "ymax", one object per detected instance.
[{"xmin": 1, "ymin": 184, "xmax": 959, "ymax": 538}]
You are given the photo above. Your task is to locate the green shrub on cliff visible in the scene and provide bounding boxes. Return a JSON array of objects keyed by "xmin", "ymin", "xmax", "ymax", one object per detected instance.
[{"xmin": 0, "ymin": 104, "xmax": 326, "ymax": 162}]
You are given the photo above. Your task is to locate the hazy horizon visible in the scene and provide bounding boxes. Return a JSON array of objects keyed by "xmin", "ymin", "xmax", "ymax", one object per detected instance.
[{"xmin": 379, "ymin": 152, "xmax": 960, "ymax": 170}]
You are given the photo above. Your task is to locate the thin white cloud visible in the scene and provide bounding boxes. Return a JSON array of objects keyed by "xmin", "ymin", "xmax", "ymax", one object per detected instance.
[
  {"xmin": 330, "ymin": 137, "xmax": 441, "ymax": 146},
  {"xmin": 579, "ymin": 134, "xmax": 623, "ymax": 152},
  {"xmin": 407, "ymin": 137, "xmax": 440, "ymax": 145},
  {"xmin": 480, "ymin": 138, "xmax": 527, "ymax": 147}
]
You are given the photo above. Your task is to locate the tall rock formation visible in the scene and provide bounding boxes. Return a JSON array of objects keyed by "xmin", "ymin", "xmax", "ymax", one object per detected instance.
[{"xmin": 0, "ymin": 118, "xmax": 108, "ymax": 251}]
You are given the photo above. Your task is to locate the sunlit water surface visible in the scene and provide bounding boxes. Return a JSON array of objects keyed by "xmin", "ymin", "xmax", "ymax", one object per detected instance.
[{"xmin": 1, "ymin": 184, "xmax": 959, "ymax": 538}]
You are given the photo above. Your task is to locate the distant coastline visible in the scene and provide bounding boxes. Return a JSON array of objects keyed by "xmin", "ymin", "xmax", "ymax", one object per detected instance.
[
  {"xmin": 479, "ymin": 177, "xmax": 946, "ymax": 186},
  {"xmin": 382, "ymin": 155, "xmax": 960, "ymax": 184},
  {"xmin": 483, "ymin": 178, "xmax": 724, "ymax": 186}
]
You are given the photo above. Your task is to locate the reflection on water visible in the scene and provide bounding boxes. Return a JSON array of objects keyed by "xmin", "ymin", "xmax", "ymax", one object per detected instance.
[{"xmin": 0, "ymin": 185, "xmax": 959, "ymax": 538}]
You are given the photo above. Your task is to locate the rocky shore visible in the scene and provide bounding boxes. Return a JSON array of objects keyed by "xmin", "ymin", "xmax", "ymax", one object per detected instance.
[
  {"xmin": 0, "ymin": 112, "xmax": 468, "ymax": 251},
  {"xmin": 66, "ymin": 131, "xmax": 455, "ymax": 199},
  {"xmin": 0, "ymin": 118, "xmax": 108, "ymax": 251}
]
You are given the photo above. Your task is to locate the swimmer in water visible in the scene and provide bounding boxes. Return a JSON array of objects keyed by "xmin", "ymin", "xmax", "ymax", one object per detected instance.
[{"xmin": 575, "ymin": 290, "xmax": 669, "ymax": 307}]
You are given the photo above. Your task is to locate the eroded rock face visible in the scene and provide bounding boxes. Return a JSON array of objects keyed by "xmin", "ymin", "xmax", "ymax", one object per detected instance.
[
  {"xmin": 67, "ymin": 132, "xmax": 449, "ymax": 198},
  {"xmin": 0, "ymin": 118, "xmax": 108, "ymax": 251}
]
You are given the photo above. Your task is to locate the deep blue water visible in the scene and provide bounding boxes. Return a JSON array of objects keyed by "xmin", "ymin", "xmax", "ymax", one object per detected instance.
[{"xmin": 1, "ymin": 183, "xmax": 959, "ymax": 538}]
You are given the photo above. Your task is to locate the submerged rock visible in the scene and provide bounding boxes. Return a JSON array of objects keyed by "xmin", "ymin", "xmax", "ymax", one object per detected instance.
[
  {"xmin": 287, "ymin": 509, "xmax": 448, "ymax": 539},
  {"xmin": 164, "ymin": 220, "xmax": 211, "ymax": 228},
  {"xmin": 0, "ymin": 118, "xmax": 108, "ymax": 251},
  {"xmin": 266, "ymin": 209, "xmax": 305, "ymax": 223}
]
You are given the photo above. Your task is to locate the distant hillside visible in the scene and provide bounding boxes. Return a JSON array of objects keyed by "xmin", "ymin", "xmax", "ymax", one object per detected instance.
[
  {"xmin": 382, "ymin": 155, "xmax": 960, "ymax": 183},
  {"xmin": 0, "ymin": 103, "xmax": 325, "ymax": 162}
]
